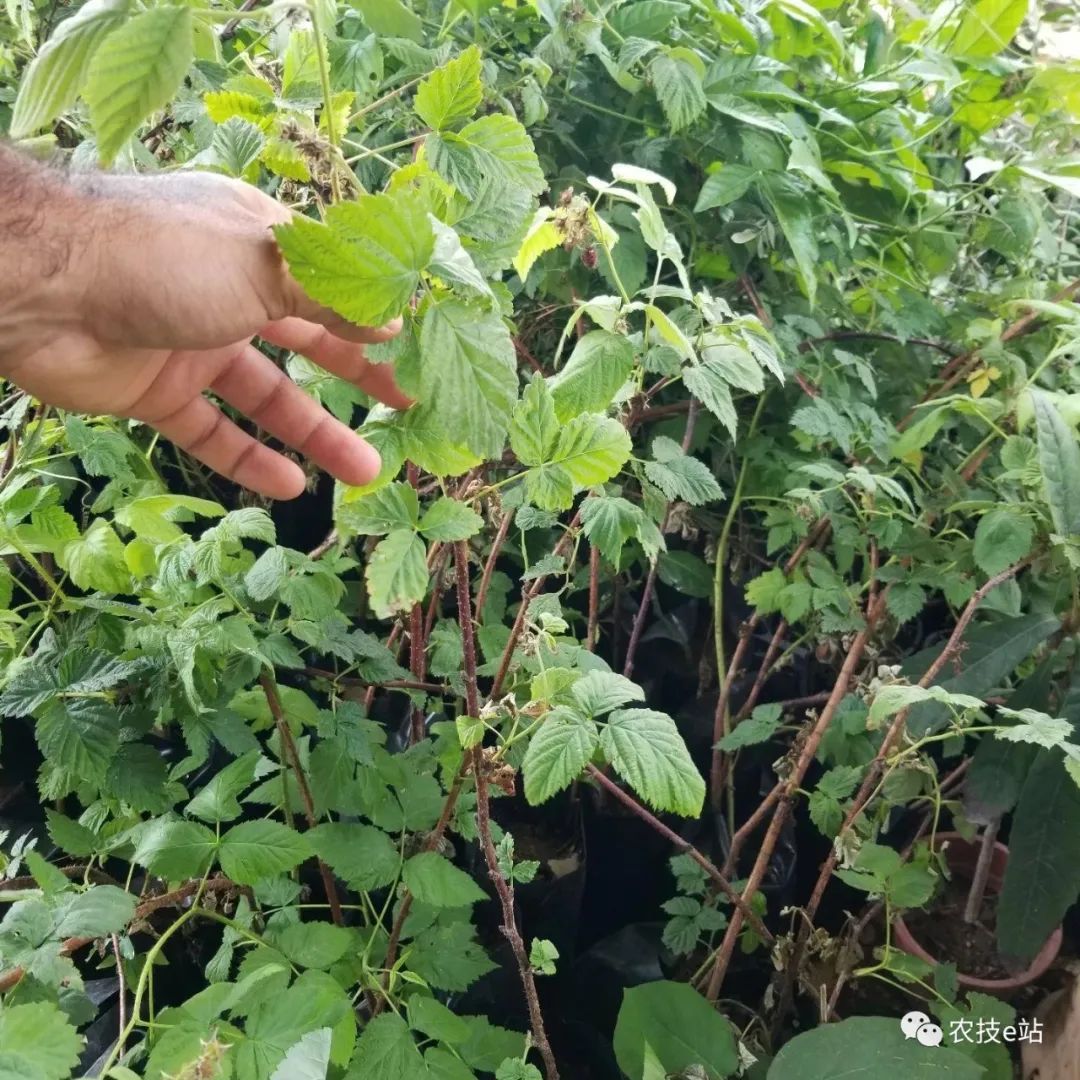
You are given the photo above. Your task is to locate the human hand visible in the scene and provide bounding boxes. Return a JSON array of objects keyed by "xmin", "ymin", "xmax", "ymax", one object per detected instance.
[{"xmin": 0, "ymin": 168, "xmax": 409, "ymax": 500}]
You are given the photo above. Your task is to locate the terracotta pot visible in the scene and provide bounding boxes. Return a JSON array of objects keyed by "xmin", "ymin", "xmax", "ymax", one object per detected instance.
[{"xmin": 892, "ymin": 831, "xmax": 1062, "ymax": 995}]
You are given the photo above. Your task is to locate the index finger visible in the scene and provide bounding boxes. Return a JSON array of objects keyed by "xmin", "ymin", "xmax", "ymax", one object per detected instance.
[{"xmin": 258, "ymin": 316, "xmax": 412, "ymax": 411}]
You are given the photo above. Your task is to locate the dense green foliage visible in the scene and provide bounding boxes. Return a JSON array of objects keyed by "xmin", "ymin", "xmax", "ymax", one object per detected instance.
[{"xmin": 1, "ymin": 0, "xmax": 1079, "ymax": 1077}]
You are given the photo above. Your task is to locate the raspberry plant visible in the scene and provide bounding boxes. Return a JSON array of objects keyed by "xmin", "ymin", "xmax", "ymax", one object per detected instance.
[{"xmin": 1, "ymin": 0, "xmax": 1080, "ymax": 1078}]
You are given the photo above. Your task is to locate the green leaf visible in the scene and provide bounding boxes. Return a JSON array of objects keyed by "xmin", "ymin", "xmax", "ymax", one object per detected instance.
[
  {"xmin": 759, "ymin": 173, "xmax": 819, "ymax": 306},
  {"xmin": 45, "ymin": 810, "xmax": 98, "ymax": 857},
  {"xmin": 601, "ymin": 708, "xmax": 705, "ymax": 816},
  {"xmin": 36, "ymin": 697, "xmax": 118, "ymax": 788},
  {"xmin": 308, "ymin": 822, "xmax": 400, "ymax": 891},
  {"xmin": 84, "ymin": 5, "xmax": 194, "ymax": 163},
  {"xmin": 948, "ymin": 0, "xmax": 1027, "ymax": 58},
  {"xmin": 53, "ymin": 884, "xmax": 136, "ymax": 938},
  {"xmin": 707, "ymin": 93, "xmax": 791, "ymax": 135},
  {"xmin": 694, "ymin": 164, "xmax": 756, "ymax": 212},
  {"xmin": 353, "ymin": 0, "xmax": 423, "ymax": 41},
  {"xmin": 770, "ymin": 1016, "xmax": 983, "ymax": 1079},
  {"xmin": 548, "ymin": 331, "xmax": 636, "ymax": 422},
  {"xmin": 998, "ymin": 749, "xmax": 1080, "ymax": 960},
  {"xmin": 657, "ymin": 550, "xmax": 713, "ymax": 598},
  {"xmin": 245, "ymin": 547, "xmax": 290, "ymax": 602},
  {"xmin": 429, "ymin": 217, "xmax": 494, "ymax": 298},
  {"xmin": 58, "ymin": 519, "xmax": 130, "ymax": 594},
  {"xmin": 0, "ymin": 1003, "xmax": 82, "ymax": 1080},
  {"xmin": 10, "ymin": 0, "xmax": 130, "ymax": 138},
  {"xmin": 415, "ymin": 301, "xmax": 518, "ymax": 460},
  {"xmin": 275, "ymin": 192, "xmax": 434, "ymax": 328},
  {"xmin": 134, "ymin": 818, "xmax": 218, "ymax": 880},
  {"xmin": 366, "ymin": 529, "xmax": 429, "ymax": 619},
  {"xmin": 580, "ymin": 494, "xmax": 663, "ymax": 568},
  {"xmin": 523, "ymin": 711, "xmax": 598, "ymax": 804},
  {"xmin": 644, "ymin": 435, "xmax": 724, "ymax": 505},
  {"xmin": 270, "ymin": 1029, "xmax": 333, "ymax": 1080},
  {"xmin": 572, "ymin": 671, "xmax": 645, "ymax": 716},
  {"xmin": 973, "ymin": 510, "xmax": 1034, "ymax": 576},
  {"xmin": 887, "ymin": 581, "xmax": 926, "ymax": 625},
  {"xmin": 683, "ymin": 358, "xmax": 737, "ymax": 439},
  {"xmin": 186, "ymin": 749, "xmax": 260, "ymax": 823},
  {"xmin": 613, "ymin": 981, "xmax": 737, "ymax": 1080},
  {"xmin": 339, "ymin": 482, "xmax": 420, "ymax": 537},
  {"xmin": 716, "ymin": 703, "xmax": 782, "ymax": 751},
  {"xmin": 409, "ymin": 923, "xmax": 496, "ymax": 991},
  {"xmin": 408, "ymin": 996, "xmax": 471, "ymax": 1045},
  {"xmin": 994, "ymin": 707, "xmax": 1072, "ymax": 750},
  {"xmin": 209, "ymin": 116, "xmax": 265, "ymax": 177},
  {"xmin": 419, "ymin": 498, "xmax": 484, "ymax": 541},
  {"xmin": 276, "ymin": 923, "xmax": 355, "ymax": 970},
  {"xmin": 219, "ymin": 820, "xmax": 311, "ymax": 886},
  {"xmin": 1032, "ymin": 390, "xmax": 1080, "ymax": 540},
  {"xmin": 349, "ymin": 1014, "xmax": 426, "ymax": 1080},
  {"xmin": 403, "ymin": 852, "xmax": 487, "ymax": 907},
  {"xmin": 427, "ymin": 114, "xmax": 545, "ymax": 199},
  {"xmin": 650, "ymin": 52, "xmax": 706, "ymax": 132},
  {"xmin": 415, "ymin": 45, "xmax": 482, "ymax": 131},
  {"xmin": 511, "ymin": 378, "xmax": 631, "ymax": 510},
  {"xmin": 529, "ymin": 938, "xmax": 559, "ymax": 975}
]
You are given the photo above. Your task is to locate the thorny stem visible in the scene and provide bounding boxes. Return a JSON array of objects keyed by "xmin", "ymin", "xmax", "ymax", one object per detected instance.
[
  {"xmin": 585, "ymin": 764, "xmax": 773, "ymax": 945},
  {"xmin": 704, "ymin": 590, "xmax": 887, "ymax": 1001},
  {"xmin": 259, "ymin": 671, "xmax": 344, "ymax": 926},
  {"xmin": 476, "ymin": 507, "xmax": 514, "ymax": 618},
  {"xmin": 456, "ymin": 541, "xmax": 559, "ymax": 1080},
  {"xmin": 775, "ymin": 556, "xmax": 1032, "ymax": 1020}
]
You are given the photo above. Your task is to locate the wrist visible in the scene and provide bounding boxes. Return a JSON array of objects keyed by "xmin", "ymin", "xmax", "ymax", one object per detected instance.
[{"xmin": 0, "ymin": 149, "xmax": 97, "ymax": 371}]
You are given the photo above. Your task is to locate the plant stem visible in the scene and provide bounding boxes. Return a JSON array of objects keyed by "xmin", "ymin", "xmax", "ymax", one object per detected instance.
[
  {"xmin": 259, "ymin": 670, "xmax": 344, "ymax": 926},
  {"xmin": 454, "ymin": 541, "xmax": 559, "ymax": 1079},
  {"xmin": 308, "ymin": 0, "xmax": 341, "ymax": 203},
  {"xmin": 963, "ymin": 817, "xmax": 1000, "ymax": 924}
]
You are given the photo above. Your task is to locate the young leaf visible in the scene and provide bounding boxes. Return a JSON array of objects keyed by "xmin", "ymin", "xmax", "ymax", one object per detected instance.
[
  {"xmin": 84, "ymin": 5, "xmax": 194, "ymax": 163},
  {"xmin": 366, "ymin": 528, "xmax": 429, "ymax": 618},
  {"xmin": 580, "ymin": 494, "xmax": 664, "ymax": 567},
  {"xmin": 403, "ymin": 851, "xmax": 487, "ymax": 907},
  {"xmin": 600, "ymin": 708, "xmax": 706, "ymax": 816},
  {"xmin": 10, "ymin": 0, "xmax": 130, "ymax": 138},
  {"xmin": 275, "ymin": 192, "xmax": 434, "ymax": 328},
  {"xmin": 219, "ymin": 820, "xmax": 311, "ymax": 886},
  {"xmin": 644, "ymin": 435, "xmax": 724, "ymax": 505},
  {"xmin": 339, "ymin": 482, "xmax": 420, "ymax": 537},
  {"xmin": 415, "ymin": 45, "xmax": 482, "ymax": 131},
  {"xmin": 715, "ymin": 703, "xmax": 782, "ymax": 751},
  {"xmin": 419, "ymin": 498, "xmax": 484, "ymax": 541},
  {"xmin": 522, "ymin": 710, "xmax": 598, "ymax": 804},
  {"xmin": 58, "ymin": 519, "xmax": 130, "ymax": 594},
  {"xmin": 511, "ymin": 380, "xmax": 631, "ymax": 510}
]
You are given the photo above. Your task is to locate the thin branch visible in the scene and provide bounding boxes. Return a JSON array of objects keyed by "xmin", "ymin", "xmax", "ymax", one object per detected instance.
[
  {"xmin": 586, "ymin": 764, "xmax": 774, "ymax": 946},
  {"xmin": 259, "ymin": 671, "xmax": 344, "ymax": 926},
  {"xmin": 456, "ymin": 541, "xmax": 559, "ymax": 1079}
]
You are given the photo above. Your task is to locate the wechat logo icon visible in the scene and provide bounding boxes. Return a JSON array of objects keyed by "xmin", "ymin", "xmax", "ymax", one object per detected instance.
[{"xmin": 901, "ymin": 1010, "xmax": 944, "ymax": 1047}]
